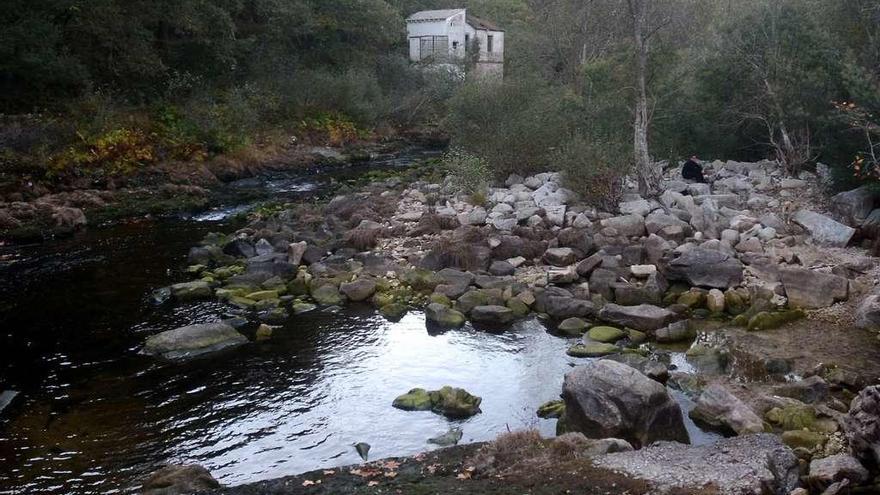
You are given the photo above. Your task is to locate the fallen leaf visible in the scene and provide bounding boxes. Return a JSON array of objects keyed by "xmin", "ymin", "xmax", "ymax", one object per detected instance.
[
  {"xmin": 456, "ymin": 472, "xmax": 471, "ymax": 480},
  {"xmin": 381, "ymin": 460, "xmax": 401, "ymax": 470},
  {"xmin": 302, "ymin": 480, "xmax": 316, "ymax": 487},
  {"xmin": 426, "ymin": 464, "xmax": 439, "ymax": 474},
  {"xmin": 368, "ymin": 481, "xmax": 380, "ymax": 487},
  {"xmin": 384, "ymin": 471, "xmax": 398, "ymax": 478},
  {"xmin": 322, "ymin": 470, "xmax": 336, "ymax": 476}
]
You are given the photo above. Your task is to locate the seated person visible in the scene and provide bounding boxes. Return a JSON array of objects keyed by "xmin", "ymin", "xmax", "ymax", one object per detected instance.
[{"xmin": 682, "ymin": 156, "xmax": 706, "ymax": 183}]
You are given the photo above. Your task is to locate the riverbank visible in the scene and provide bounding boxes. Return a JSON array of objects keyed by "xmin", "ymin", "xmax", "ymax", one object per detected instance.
[
  {"xmin": 0, "ymin": 127, "xmax": 447, "ymax": 243},
  {"xmin": 138, "ymin": 155, "xmax": 880, "ymax": 493}
]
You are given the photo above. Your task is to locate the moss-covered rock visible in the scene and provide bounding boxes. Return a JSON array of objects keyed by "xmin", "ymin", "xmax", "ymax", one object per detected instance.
[
  {"xmin": 677, "ymin": 289, "xmax": 706, "ymax": 309},
  {"xmin": 724, "ymin": 288, "xmax": 749, "ymax": 315},
  {"xmin": 747, "ymin": 310, "xmax": 805, "ymax": 331},
  {"xmin": 228, "ymin": 295, "xmax": 258, "ymax": 310},
  {"xmin": 557, "ymin": 317, "xmax": 588, "ymax": 336},
  {"xmin": 429, "ymin": 293, "xmax": 452, "ymax": 306},
  {"xmin": 392, "ymin": 388, "xmax": 433, "ymax": 411},
  {"xmin": 505, "ymin": 298, "xmax": 530, "ymax": 317},
  {"xmin": 537, "ymin": 399, "xmax": 565, "ymax": 419},
  {"xmin": 246, "ymin": 290, "xmax": 280, "ymax": 301},
  {"xmin": 781, "ymin": 430, "xmax": 826, "ymax": 450},
  {"xmin": 380, "ymin": 303, "xmax": 408, "ymax": 321},
  {"xmin": 425, "ymin": 303, "xmax": 466, "ymax": 328},
  {"xmin": 171, "ymin": 281, "xmax": 212, "ymax": 301},
  {"xmin": 401, "ymin": 269, "xmax": 442, "ymax": 293},
  {"xmin": 291, "ymin": 302, "xmax": 317, "ymax": 314},
  {"xmin": 587, "ymin": 326, "xmax": 626, "ymax": 343},
  {"xmin": 456, "ymin": 290, "xmax": 490, "ymax": 314},
  {"xmin": 765, "ymin": 405, "xmax": 816, "ymax": 431},
  {"xmin": 392, "ymin": 386, "xmax": 482, "ymax": 418},
  {"xmin": 626, "ymin": 328, "xmax": 647, "ymax": 344},
  {"xmin": 429, "ymin": 386, "xmax": 482, "ymax": 418},
  {"xmin": 255, "ymin": 324, "xmax": 274, "ymax": 341},
  {"xmin": 567, "ymin": 343, "xmax": 619, "ymax": 357},
  {"xmin": 311, "ymin": 284, "xmax": 344, "ymax": 306}
]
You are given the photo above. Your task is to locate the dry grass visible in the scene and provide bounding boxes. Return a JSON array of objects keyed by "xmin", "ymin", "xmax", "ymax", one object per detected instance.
[
  {"xmin": 467, "ymin": 430, "xmax": 604, "ymax": 479},
  {"xmin": 344, "ymin": 227, "xmax": 381, "ymax": 251},
  {"xmin": 433, "ymin": 235, "xmax": 485, "ymax": 271}
]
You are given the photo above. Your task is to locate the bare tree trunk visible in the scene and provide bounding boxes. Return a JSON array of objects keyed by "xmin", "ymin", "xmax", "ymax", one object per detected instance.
[{"xmin": 629, "ymin": 0, "xmax": 658, "ymax": 196}]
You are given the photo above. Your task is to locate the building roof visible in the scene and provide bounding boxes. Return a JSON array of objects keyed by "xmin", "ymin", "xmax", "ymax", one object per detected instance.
[
  {"xmin": 406, "ymin": 9, "xmax": 465, "ymax": 22},
  {"xmin": 466, "ymin": 14, "xmax": 502, "ymax": 32},
  {"xmin": 406, "ymin": 9, "xmax": 504, "ymax": 31}
]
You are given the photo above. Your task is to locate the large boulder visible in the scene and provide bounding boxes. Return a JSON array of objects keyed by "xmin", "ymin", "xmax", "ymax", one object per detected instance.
[
  {"xmin": 792, "ymin": 209, "xmax": 855, "ymax": 247},
  {"xmin": 780, "ymin": 268, "xmax": 848, "ymax": 309},
  {"xmin": 561, "ymin": 360, "xmax": 689, "ymax": 448},
  {"xmin": 855, "ymin": 292, "xmax": 880, "ymax": 331},
  {"xmin": 142, "ymin": 322, "xmax": 247, "ymax": 361},
  {"xmin": 831, "ymin": 186, "xmax": 877, "ymax": 227},
  {"xmin": 844, "ymin": 385, "xmax": 880, "ymax": 468},
  {"xmin": 141, "ymin": 464, "xmax": 221, "ymax": 495},
  {"xmin": 689, "ymin": 383, "xmax": 764, "ymax": 435},
  {"xmin": 592, "ymin": 434, "xmax": 800, "ymax": 495},
  {"xmin": 664, "ymin": 247, "xmax": 743, "ymax": 289},
  {"xmin": 598, "ymin": 303, "xmax": 675, "ymax": 332}
]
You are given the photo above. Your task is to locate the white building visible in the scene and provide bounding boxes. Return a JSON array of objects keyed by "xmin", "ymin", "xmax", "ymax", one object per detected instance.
[{"xmin": 405, "ymin": 9, "xmax": 504, "ymax": 78}]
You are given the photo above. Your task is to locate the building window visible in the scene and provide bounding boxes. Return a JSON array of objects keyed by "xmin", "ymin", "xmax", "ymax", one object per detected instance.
[
  {"xmin": 420, "ymin": 36, "xmax": 449, "ymax": 61},
  {"xmin": 487, "ymin": 35, "xmax": 494, "ymax": 53}
]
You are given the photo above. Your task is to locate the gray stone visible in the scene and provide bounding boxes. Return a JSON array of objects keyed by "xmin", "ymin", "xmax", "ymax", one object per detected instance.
[
  {"xmin": 288, "ymin": 241, "xmax": 308, "ymax": 266},
  {"xmin": 792, "ymin": 209, "xmax": 855, "ymax": 247},
  {"xmin": 254, "ymin": 238, "xmax": 275, "ymax": 256},
  {"xmin": 645, "ymin": 211, "xmax": 690, "ymax": 235},
  {"xmin": 831, "ymin": 186, "xmax": 877, "ymax": 226},
  {"xmin": 844, "ymin": 385, "xmax": 880, "ymax": 467},
  {"xmin": 458, "ymin": 207, "xmax": 487, "ymax": 226},
  {"xmin": 0, "ymin": 390, "xmax": 19, "ymax": 416},
  {"xmin": 491, "ymin": 216, "xmax": 518, "ymax": 231},
  {"xmin": 543, "ymin": 247, "xmax": 578, "ymax": 267},
  {"xmin": 780, "ymin": 268, "xmax": 848, "ymax": 309},
  {"xmin": 561, "ymin": 360, "xmax": 689, "ymax": 448},
  {"xmin": 339, "ymin": 278, "xmax": 377, "ymax": 302},
  {"xmin": 141, "ymin": 464, "xmax": 221, "ymax": 495},
  {"xmin": 592, "ymin": 434, "xmax": 799, "ymax": 495},
  {"xmin": 655, "ymin": 320, "xmax": 695, "ymax": 343},
  {"xmin": 142, "ymin": 322, "xmax": 247, "ymax": 361},
  {"xmin": 808, "ymin": 454, "xmax": 869, "ymax": 485},
  {"xmin": 470, "ymin": 305, "xmax": 516, "ymax": 326},
  {"xmin": 619, "ymin": 199, "xmax": 652, "ymax": 217},
  {"xmin": 689, "ymin": 383, "xmax": 764, "ymax": 435},
  {"xmin": 544, "ymin": 204, "xmax": 566, "ymax": 226},
  {"xmin": 855, "ymin": 293, "xmax": 880, "ymax": 331},
  {"xmin": 665, "ymin": 247, "xmax": 744, "ymax": 289},
  {"xmin": 600, "ymin": 215, "xmax": 646, "ymax": 237},
  {"xmin": 548, "ymin": 265, "xmax": 579, "ymax": 284},
  {"xmin": 599, "ymin": 303, "xmax": 675, "ymax": 332}
]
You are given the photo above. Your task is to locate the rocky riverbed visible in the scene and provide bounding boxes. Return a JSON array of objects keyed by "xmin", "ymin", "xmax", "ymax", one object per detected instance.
[{"xmin": 130, "ymin": 156, "xmax": 880, "ymax": 493}]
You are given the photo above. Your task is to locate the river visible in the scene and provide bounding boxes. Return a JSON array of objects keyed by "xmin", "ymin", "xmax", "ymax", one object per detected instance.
[{"xmin": 0, "ymin": 149, "xmax": 718, "ymax": 494}]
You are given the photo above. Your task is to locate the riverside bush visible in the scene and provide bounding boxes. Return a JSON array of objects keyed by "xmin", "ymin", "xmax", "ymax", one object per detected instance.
[
  {"xmin": 443, "ymin": 148, "xmax": 491, "ymax": 197},
  {"xmin": 446, "ymin": 77, "xmax": 579, "ymax": 177},
  {"xmin": 555, "ymin": 136, "xmax": 630, "ymax": 210}
]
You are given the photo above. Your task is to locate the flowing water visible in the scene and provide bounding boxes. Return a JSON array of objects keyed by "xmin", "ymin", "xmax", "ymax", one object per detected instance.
[{"xmin": 0, "ymin": 149, "xmax": 719, "ymax": 494}]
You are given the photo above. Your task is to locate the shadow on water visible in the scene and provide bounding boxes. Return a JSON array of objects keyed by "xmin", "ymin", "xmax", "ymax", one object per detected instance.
[{"xmin": 0, "ymin": 147, "xmax": 718, "ymax": 494}]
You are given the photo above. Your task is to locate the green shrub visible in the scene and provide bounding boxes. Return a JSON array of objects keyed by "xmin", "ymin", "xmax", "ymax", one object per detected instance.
[
  {"xmin": 446, "ymin": 77, "xmax": 580, "ymax": 177},
  {"xmin": 555, "ymin": 136, "xmax": 630, "ymax": 210},
  {"xmin": 443, "ymin": 148, "xmax": 491, "ymax": 197}
]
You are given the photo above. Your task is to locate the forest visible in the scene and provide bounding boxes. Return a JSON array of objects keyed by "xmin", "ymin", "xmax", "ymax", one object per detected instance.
[{"xmin": 2, "ymin": 0, "xmax": 878, "ymax": 202}]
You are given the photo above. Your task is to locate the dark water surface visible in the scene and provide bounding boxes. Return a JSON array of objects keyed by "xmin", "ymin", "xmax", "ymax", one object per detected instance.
[{"xmin": 0, "ymin": 150, "xmax": 717, "ymax": 494}]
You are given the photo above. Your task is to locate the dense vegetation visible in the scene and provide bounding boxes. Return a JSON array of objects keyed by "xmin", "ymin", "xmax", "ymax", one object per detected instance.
[{"xmin": 1, "ymin": 0, "xmax": 879, "ymax": 200}]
